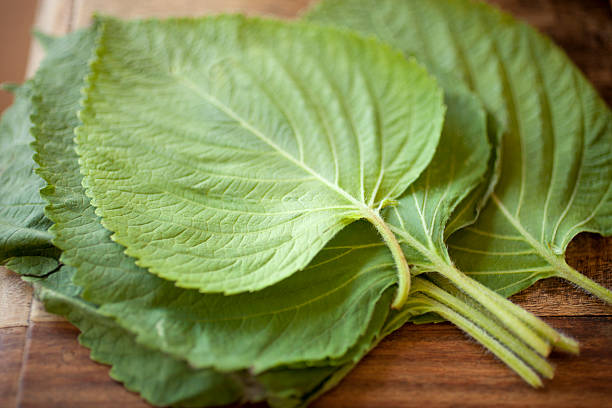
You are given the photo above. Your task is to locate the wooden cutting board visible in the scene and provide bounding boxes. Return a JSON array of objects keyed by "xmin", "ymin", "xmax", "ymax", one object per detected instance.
[{"xmin": 1, "ymin": 0, "xmax": 611, "ymax": 407}]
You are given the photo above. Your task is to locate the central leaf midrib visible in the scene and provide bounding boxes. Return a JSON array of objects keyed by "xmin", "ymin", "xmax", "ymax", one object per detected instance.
[
  {"xmin": 491, "ymin": 194, "xmax": 565, "ymax": 271},
  {"xmin": 388, "ymin": 221, "xmax": 442, "ymax": 270},
  {"xmin": 176, "ymin": 75, "xmax": 369, "ymax": 213}
]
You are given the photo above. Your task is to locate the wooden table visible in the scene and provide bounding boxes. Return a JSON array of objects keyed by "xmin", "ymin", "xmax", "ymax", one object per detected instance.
[{"xmin": 1, "ymin": 1, "xmax": 611, "ymax": 407}]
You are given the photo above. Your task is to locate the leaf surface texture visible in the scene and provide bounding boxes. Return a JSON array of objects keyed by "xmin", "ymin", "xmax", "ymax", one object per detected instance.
[
  {"xmin": 76, "ymin": 16, "xmax": 445, "ymax": 294},
  {"xmin": 32, "ymin": 26, "xmax": 400, "ymax": 372},
  {"xmin": 306, "ymin": 0, "xmax": 612, "ymax": 300}
]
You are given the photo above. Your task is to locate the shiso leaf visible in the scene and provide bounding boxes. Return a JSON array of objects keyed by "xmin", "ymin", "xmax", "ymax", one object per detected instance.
[
  {"xmin": 30, "ymin": 19, "xmax": 527, "ymax": 382},
  {"xmin": 305, "ymin": 0, "xmax": 612, "ymax": 303},
  {"xmin": 0, "ymin": 2, "xmax": 598, "ymax": 403},
  {"xmin": 75, "ymin": 16, "xmax": 446, "ymax": 306},
  {"xmin": 31, "ymin": 24, "xmax": 401, "ymax": 373},
  {"xmin": 5, "ymin": 255, "xmax": 59, "ymax": 277},
  {"xmin": 24, "ymin": 264, "xmax": 401, "ymax": 408},
  {"xmin": 26, "ymin": 267, "xmax": 244, "ymax": 408}
]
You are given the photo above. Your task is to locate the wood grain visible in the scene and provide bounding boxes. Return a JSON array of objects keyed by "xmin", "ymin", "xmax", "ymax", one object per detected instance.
[
  {"xmin": 18, "ymin": 322, "xmax": 150, "ymax": 408},
  {"xmin": 7, "ymin": 319, "xmax": 612, "ymax": 408},
  {"xmin": 1, "ymin": 0, "xmax": 611, "ymax": 407},
  {"xmin": 0, "ymin": 327, "xmax": 27, "ymax": 408},
  {"xmin": 0, "ymin": 0, "xmax": 36, "ymax": 113},
  {"xmin": 314, "ymin": 317, "xmax": 612, "ymax": 408}
]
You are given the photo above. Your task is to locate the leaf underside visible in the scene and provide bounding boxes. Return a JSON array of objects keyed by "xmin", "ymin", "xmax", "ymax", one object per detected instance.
[
  {"xmin": 31, "ymin": 16, "xmax": 497, "ymax": 386},
  {"xmin": 25, "ymin": 260, "xmax": 429, "ymax": 408},
  {"xmin": 32, "ymin": 25, "xmax": 402, "ymax": 374},
  {"xmin": 76, "ymin": 16, "xmax": 445, "ymax": 295},
  {"xmin": 25, "ymin": 29, "xmax": 399, "ymax": 407},
  {"xmin": 305, "ymin": 0, "xmax": 612, "ymax": 300},
  {"xmin": 2, "ymin": 2, "xmax": 597, "ymax": 404}
]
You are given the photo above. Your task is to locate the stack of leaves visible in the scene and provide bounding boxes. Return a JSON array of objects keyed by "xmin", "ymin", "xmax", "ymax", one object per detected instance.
[{"xmin": 1, "ymin": 0, "xmax": 610, "ymax": 406}]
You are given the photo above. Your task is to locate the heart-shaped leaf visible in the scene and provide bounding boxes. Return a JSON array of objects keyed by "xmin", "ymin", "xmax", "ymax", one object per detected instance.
[
  {"xmin": 32, "ymin": 26, "xmax": 400, "ymax": 372},
  {"xmin": 76, "ymin": 16, "xmax": 446, "ymax": 305}
]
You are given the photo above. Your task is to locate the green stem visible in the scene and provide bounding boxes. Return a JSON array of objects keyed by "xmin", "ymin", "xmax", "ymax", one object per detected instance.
[
  {"xmin": 554, "ymin": 257, "xmax": 612, "ymax": 306},
  {"xmin": 389, "ymin": 225, "xmax": 556, "ymax": 356},
  {"xmin": 494, "ymin": 286, "xmax": 579, "ymax": 355},
  {"xmin": 488, "ymin": 195, "xmax": 589, "ymax": 352},
  {"xmin": 413, "ymin": 278, "xmax": 554, "ymax": 379},
  {"xmin": 435, "ymin": 262, "xmax": 552, "ymax": 357},
  {"xmin": 440, "ymin": 265, "xmax": 578, "ymax": 354},
  {"xmin": 408, "ymin": 295, "xmax": 543, "ymax": 387},
  {"xmin": 366, "ymin": 211, "xmax": 411, "ymax": 309}
]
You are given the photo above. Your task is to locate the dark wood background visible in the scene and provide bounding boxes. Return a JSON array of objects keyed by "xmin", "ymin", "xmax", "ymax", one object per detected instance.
[{"xmin": 0, "ymin": 0, "xmax": 611, "ymax": 407}]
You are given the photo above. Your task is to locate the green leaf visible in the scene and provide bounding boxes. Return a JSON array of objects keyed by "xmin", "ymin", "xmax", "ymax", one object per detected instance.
[
  {"xmin": 28, "ymin": 261, "xmax": 557, "ymax": 407},
  {"xmin": 0, "ymin": 81, "xmax": 60, "ymax": 278},
  {"xmin": 33, "ymin": 21, "xmax": 565, "ymax": 389},
  {"xmin": 31, "ymin": 21, "xmax": 520, "ymax": 383},
  {"xmin": 32, "ymin": 263, "xmax": 525, "ymax": 408},
  {"xmin": 33, "ymin": 31, "xmax": 59, "ymax": 50},
  {"xmin": 27, "ymin": 12, "xmax": 567, "ymax": 397},
  {"xmin": 28, "ymin": 267, "xmax": 245, "ymax": 407},
  {"xmin": 4, "ymin": 255, "xmax": 59, "ymax": 276},
  {"xmin": 445, "ymin": 112, "xmax": 503, "ymax": 239},
  {"xmin": 32, "ymin": 26, "xmax": 401, "ymax": 373},
  {"xmin": 384, "ymin": 85, "xmax": 491, "ymax": 269},
  {"xmin": 0, "ymin": 82, "xmax": 57, "ymax": 263},
  {"xmin": 76, "ymin": 16, "xmax": 445, "ymax": 303},
  {"xmin": 379, "ymin": 80, "xmax": 572, "ymax": 378},
  {"xmin": 305, "ymin": 0, "xmax": 612, "ymax": 303},
  {"xmin": 306, "ymin": 0, "xmax": 586, "ymax": 369},
  {"xmin": 27, "ymin": 264, "xmax": 396, "ymax": 408}
]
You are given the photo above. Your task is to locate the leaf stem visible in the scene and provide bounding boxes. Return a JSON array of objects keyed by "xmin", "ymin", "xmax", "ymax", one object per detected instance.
[
  {"xmin": 553, "ymin": 257, "xmax": 612, "ymax": 306},
  {"xmin": 389, "ymin": 225, "xmax": 559, "ymax": 356},
  {"xmin": 413, "ymin": 278, "xmax": 554, "ymax": 379},
  {"xmin": 365, "ymin": 211, "xmax": 411, "ymax": 309},
  {"xmin": 407, "ymin": 295, "xmax": 543, "ymax": 387},
  {"xmin": 439, "ymin": 263, "xmax": 579, "ymax": 354},
  {"xmin": 434, "ymin": 262, "xmax": 552, "ymax": 357}
]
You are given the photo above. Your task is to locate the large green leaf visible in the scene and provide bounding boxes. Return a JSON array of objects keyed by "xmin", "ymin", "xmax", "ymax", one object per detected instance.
[
  {"xmin": 305, "ymin": 0, "xmax": 612, "ymax": 303},
  {"xmin": 32, "ymin": 25, "xmax": 401, "ymax": 373},
  {"xmin": 76, "ymin": 16, "xmax": 445, "ymax": 303},
  {"xmin": 27, "ymin": 15, "xmax": 566, "ymax": 395},
  {"xmin": 0, "ymin": 83, "xmax": 58, "ymax": 264},
  {"xmin": 31, "ymin": 22, "xmax": 537, "ymax": 382}
]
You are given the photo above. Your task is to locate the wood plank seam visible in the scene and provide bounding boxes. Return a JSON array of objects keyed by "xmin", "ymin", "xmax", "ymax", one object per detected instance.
[{"xmin": 15, "ymin": 295, "xmax": 34, "ymax": 408}]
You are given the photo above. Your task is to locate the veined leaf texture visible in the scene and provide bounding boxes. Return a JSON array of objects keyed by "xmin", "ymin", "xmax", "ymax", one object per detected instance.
[{"xmin": 306, "ymin": 0, "xmax": 612, "ymax": 302}]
